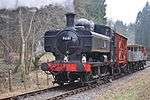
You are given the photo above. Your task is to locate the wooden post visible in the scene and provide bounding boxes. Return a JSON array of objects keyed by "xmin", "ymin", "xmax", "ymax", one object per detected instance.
[
  {"xmin": 8, "ymin": 70, "xmax": 12, "ymax": 92},
  {"xmin": 0, "ymin": 72, "xmax": 3, "ymax": 92},
  {"xmin": 36, "ymin": 70, "xmax": 40, "ymax": 89},
  {"xmin": 46, "ymin": 74, "xmax": 49, "ymax": 86}
]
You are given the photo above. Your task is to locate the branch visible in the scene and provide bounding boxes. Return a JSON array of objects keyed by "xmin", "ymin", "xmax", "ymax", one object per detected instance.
[
  {"xmin": 25, "ymin": 12, "xmax": 36, "ymax": 41},
  {"xmin": 19, "ymin": 8, "xmax": 24, "ymax": 42},
  {"xmin": 0, "ymin": 39, "xmax": 13, "ymax": 51}
]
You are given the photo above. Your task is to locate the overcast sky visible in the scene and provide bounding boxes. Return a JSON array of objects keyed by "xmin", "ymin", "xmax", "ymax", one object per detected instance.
[
  {"xmin": 0, "ymin": 0, "xmax": 67, "ymax": 8},
  {"xmin": 106, "ymin": 0, "xmax": 150, "ymax": 24},
  {"xmin": 0, "ymin": 0, "xmax": 75, "ymax": 12}
]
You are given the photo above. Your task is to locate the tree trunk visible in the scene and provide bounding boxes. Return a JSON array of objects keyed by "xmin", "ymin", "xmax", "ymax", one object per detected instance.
[
  {"xmin": 19, "ymin": 8, "xmax": 26, "ymax": 86},
  {"xmin": 28, "ymin": 31, "xmax": 35, "ymax": 73},
  {"xmin": 20, "ymin": 40, "xmax": 25, "ymax": 69},
  {"xmin": 20, "ymin": 38, "xmax": 26, "ymax": 89}
]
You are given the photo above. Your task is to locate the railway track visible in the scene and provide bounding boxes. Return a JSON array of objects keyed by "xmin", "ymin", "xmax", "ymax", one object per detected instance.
[
  {"xmin": 0, "ymin": 86, "xmax": 60, "ymax": 100},
  {"xmin": 1, "ymin": 65, "xmax": 150, "ymax": 100},
  {"xmin": 48, "ymin": 78, "xmax": 109, "ymax": 100},
  {"xmin": 47, "ymin": 65, "xmax": 150, "ymax": 100},
  {"xmin": 1, "ymin": 83, "xmax": 82, "ymax": 100},
  {"xmin": 0, "ymin": 77, "xmax": 110, "ymax": 100}
]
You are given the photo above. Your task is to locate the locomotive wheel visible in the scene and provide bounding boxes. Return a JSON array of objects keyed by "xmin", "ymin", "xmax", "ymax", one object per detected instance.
[
  {"xmin": 141, "ymin": 62, "xmax": 144, "ymax": 70},
  {"xmin": 80, "ymin": 72, "xmax": 92, "ymax": 85},
  {"xmin": 110, "ymin": 67, "xmax": 116, "ymax": 80},
  {"xmin": 58, "ymin": 82, "xmax": 64, "ymax": 86}
]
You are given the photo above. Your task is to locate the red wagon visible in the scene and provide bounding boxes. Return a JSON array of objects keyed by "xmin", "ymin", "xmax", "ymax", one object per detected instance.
[{"xmin": 115, "ymin": 32, "xmax": 128, "ymax": 65}]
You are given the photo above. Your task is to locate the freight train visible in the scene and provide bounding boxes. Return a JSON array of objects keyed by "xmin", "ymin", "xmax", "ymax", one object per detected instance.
[{"xmin": 41, "ymin": 13, "xmax": 147, "ymax": 86}]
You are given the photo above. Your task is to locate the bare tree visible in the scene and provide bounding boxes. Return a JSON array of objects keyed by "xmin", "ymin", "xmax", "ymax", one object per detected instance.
[
  {"xmin": 18, "ymin": 7, "xmax": 37, "ymax": 82},
  {"xmin": 0, "ymin": 3, "xmax": 66, "ymax": 78}
]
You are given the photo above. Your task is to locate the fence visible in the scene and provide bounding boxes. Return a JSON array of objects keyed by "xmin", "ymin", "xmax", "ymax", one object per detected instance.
[{"xmin": 0, "ymin": 69, "xmax": 54, "ymax": 95}]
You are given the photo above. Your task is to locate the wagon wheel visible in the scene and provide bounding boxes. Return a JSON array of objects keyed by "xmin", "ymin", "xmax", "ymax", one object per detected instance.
[
  {"xmin": 121, "ymin": 65, "xmax": 128, "ymax": 74},
  {"xmin": 110, "ymin": 63, "xmax": 117, "ymax": 79}
]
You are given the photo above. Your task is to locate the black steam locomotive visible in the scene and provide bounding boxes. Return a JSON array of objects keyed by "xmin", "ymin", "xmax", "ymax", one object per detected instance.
[{"xmin": 41, "ymin": 13, "xmax": 114, "ymax": 85}]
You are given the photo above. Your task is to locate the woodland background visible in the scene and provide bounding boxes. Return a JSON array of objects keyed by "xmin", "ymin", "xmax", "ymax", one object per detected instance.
[{"xmin": 0, "ymin": 0, "xmax": 150, "ymax": 79}]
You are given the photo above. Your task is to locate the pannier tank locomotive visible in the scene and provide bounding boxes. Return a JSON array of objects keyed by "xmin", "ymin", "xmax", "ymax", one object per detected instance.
[{"xmin": 41, "ymin": 13, "xmax": 147, "ymax": 86}]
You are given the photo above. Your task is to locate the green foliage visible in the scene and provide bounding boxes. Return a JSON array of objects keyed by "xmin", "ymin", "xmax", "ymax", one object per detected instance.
[
  {"xmin": 114, "ymin": 20, "xmax": 127, "ymax": 36},
  {"xmin": 74, "ymin": 0, "xmax": 107, "ymax": 24},
  {"xmin": 135, "ymin": 2, "xmax": 150, "ymax": 50},
  {"xmin": 114, "ymin": 21, "xmax": 136, "ymax": 44},
  {"xmin": 32, "ymin": 52, "xmax": 45, "ymax": 69},
  {"xmin": 126, "ymin": 23, "xmax": 136, "ymax": 44},
  {"xmin": 86, "ymin": 0, "xmax": 106, "ymax": 24},
  {"xmin": 74, "ymin": 0, "xmax": 89, "ymax": 18}
]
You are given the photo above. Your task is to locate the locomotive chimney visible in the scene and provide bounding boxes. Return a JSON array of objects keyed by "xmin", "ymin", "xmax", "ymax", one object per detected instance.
[{"xmin": 65, "ymin": 13, "xmax": 76, "ymax": 27}]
